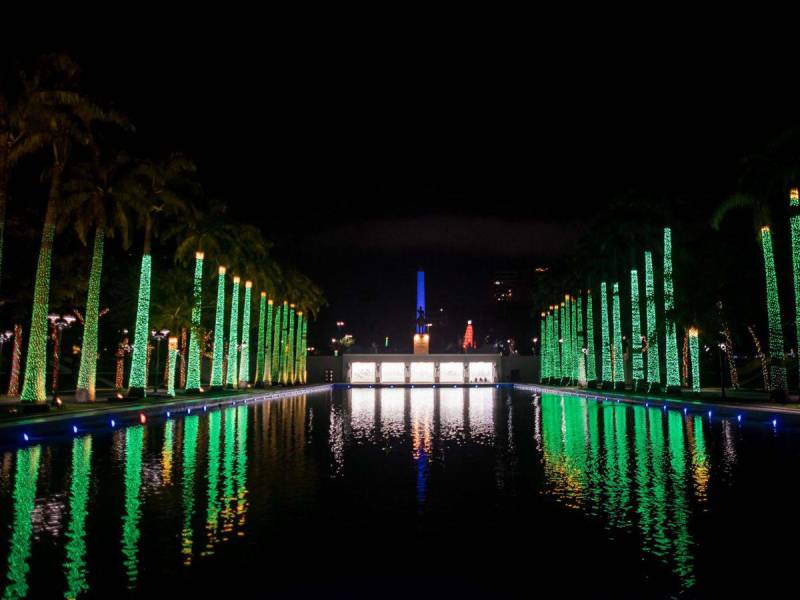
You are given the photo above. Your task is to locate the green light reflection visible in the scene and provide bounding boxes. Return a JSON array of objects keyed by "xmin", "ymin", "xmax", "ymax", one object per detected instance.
[{"xmin": 64, "ymin": 436, "xmax": 93, "ymax": 599}]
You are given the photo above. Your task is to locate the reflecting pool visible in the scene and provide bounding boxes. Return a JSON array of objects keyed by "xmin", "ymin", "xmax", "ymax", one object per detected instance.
[{"xmin": 1, "ymin": 388, "xmax": 799, "ymax": 598}]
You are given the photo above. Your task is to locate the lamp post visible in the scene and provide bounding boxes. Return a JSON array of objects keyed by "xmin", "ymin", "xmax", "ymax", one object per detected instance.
[
  {"xmin": 0, "ymin": 330, "xmax": 12, "ymax": 382},
  {"xmin": 47, "ymin": 313, "xmax": 76, "ymax": 402},
  {"xmin": 718, "ymin": 342, "xmax": 727, "ymax": 400},
  {"xmin": 151, "ymin": 329, "xmax": 170, "ymax": 393}
]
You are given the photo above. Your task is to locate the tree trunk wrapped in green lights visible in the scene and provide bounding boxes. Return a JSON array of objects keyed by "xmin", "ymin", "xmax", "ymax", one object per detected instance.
[
  {"xmin": 294, "ymin": 312, "xmax": 304, "ymax": 384},
  {"xmin": 790, "ymin": 188, "xmax": 800, "ymax": 384},
  {"xmin": 571, "ymin": 296, "xmax": 578, "ymax": 381},
  {"xmin": 612, "ymin": 282, "xmax": 624, "ymax": 389},
  {"xmin": 271, "ymin": 302, "xmax": 283, "ymax": 383},
  {"xmin": 688, "ymin": 327, "xmax": 700, "ymax": 393},
  {"xmin": 278, "ymin": 301, "xmax": 289, "ymax": 384},
  {"xmin": 577, "ymin": 295, "xmax": 586, "ymax": 386},
  {"xmin": 264, "ymin": 299, "xmax": 274, "ymax": 386},
  {"xmin": 300, "ymin": 317, "xmax": 308, "ymax": 384},
  {"xmin": 238, "ymin": 281, "xmax": 252, "ymax": 386},
  {"xmin": 630, "ymin": 269, "xmax": 644, "ymax": 389},
  {"xmin": 663, "ymin": 228, "xmax": 681, "ymax": 390},
  {"xmin": 554, "ymin": 305, "xmax": 561, "ymax": 380},
  {"xmin": 186, "ymin": 252, "xmax": 204, "ymax": 392},
  {"xmin": 255, "ymin": 292, "xmax": 266, "ymax": 386},
  {"xmin": 210, "ymin": 267, "xmax": 226, "ymax": 388},
  {"xmin": 644, "ymin": 251, "xmax": 661, "ymax": 390},
  {"xmin": 287, "ymin": 305, "xmax": 296, "ymax": 384},
  {"xmin": 600, "ymin": 282, "xmax": 611, "ymax": 387},
  {"xmin": 76, "ymin": 229, "xmax": 104, "ymax": 402},
  {"xmin": 562, "ymin": 297, "xmax": 570, "ymax": 382},
  {"xmin": 585, "ymin": 291, "xmax": 597, "ymax": 384},
  {"xmin": 226, "ymin": 277, "xmax": 240, "ymax": 388},
  {"xmin": 127, "ymin": 253, "xmax": 152, "ymax": 397},
  {"xmin": 760, "ymin": 226, "xmax": 787, "ymax": 392},
  {"xmin": 539, "ymin": 312, "xmax": 547, "ymax": 382},
  {"xmin": 168, "ymin": 337, "xmax": 178, "ymax": 397}
]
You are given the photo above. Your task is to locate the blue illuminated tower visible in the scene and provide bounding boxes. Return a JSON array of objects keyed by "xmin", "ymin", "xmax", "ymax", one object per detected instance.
[{"xmin": 416, "ymin": 270, "xmax": 426, "ymax": 333}]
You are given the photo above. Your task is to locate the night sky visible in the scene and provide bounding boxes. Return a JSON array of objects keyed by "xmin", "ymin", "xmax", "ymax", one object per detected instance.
[{"xmin": 6, "ymin": 33, "xmax": 798, "ymax": 352}]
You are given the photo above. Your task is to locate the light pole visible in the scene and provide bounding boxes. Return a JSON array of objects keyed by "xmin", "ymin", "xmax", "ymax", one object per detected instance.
[
  {"xmin": 47, "ymin": 313, "xmax": 76, "ymax": 402},
  {"xmin": 151, "ymin": 329, "xmax": 170, "ymax": 393}
]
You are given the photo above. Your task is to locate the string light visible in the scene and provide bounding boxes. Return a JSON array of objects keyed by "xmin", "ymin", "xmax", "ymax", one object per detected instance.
[
  {"xmin": 600, "ymin": 282, "xmax": 611, "ymax": 386},
  {"xmin": 255, "ymin": 292, "xmax": 266, "ymax": 385},
  {"xmin": 585, "ymin": 291, "xmax": 596, "ymax": 383},
  {"xmin": 747, "ymin": 324, "xmax": 770, "ymax": 390},
  {"xmin": 760, "ymin": 226, "xmax": 787, "ymax": 391},
  {"xmin": 539, "ymin": 312, "xmax": 547, "ymax": 382},
  {"xmin": 20, "ymin": 223, "xmax": 55, "ymax": 402},
  {"xmin": 688, "ymin": 327, "xmax": 700, "ymax": 392},
  {"xmin": 300, "ymin": 316, "xmax": 308, "ymax": 384},
  {"xmin": 555, "ymin": 304, "xmax": 563, "ymax": 380},
  {"xmin": 186, "ymin": 252, "xmax": 204, "ymax": 391},
  {"xmin": 571, "ymin": 295, "xmax": 578, "ymax": 381},
  {"xmin": 630, "ymin": 269, "xmax": 643, "ymax": 388},
  {"xmin": 295, "ymin": 311, "xmax": 304, "ymax": 383},
  {"xmin": 612, "ymin": 282, "xmax": 624, "ymax": 388},
  {"xmin": 7, "ymin": 324, "xmax": 22, "ymax": 396},
  {"xmin": 663, "ymin": 228, "xmax": 680, "ymax": 389},
  {"xmin": 238, "ymin": 281, "xmax": 252, "ymax": 386},
  {"xmin": 265, "ymin": 299, "xmax": 274, "ymax": 386},
  {"xmin": 210, "ymin": 267, "xmax": 226, "ymax": 388},
  {"xmin": 645, "ymin": 251, "xmax": 661, "ymax": 389},
  {"xmin": 76, "ymin": 229, "xmax": 104, "ymax": 402},
  {"xmin": 126, "ymin": 254, "xmax": 152, "ymax": 396},
  {"xmin": 167, "ymin": 336, "xmax": 178, "ymax": 397},
  {"xmin": 562, "ymin": 295, "xmax": 571, "ymax": 382},
  {"xmin": 271, "ymin": 302, "xmax": 283, "ymax": 384},
  {"xmin": 280, "ymin": 301, "xmax": 289, "ymax": 384},
  {"xmin": 790, "ymin": 188, "xmax": 800, "ymax": 384},
  {"xmin": 287, "ymin": 304, "xmax": 296, "ymax": 384},
  {"xmin": 577, "ymin": 295, "xmax": 586, "ymax": 386},
  {"xmin": 179, "ymin": 329, "xmax": 187, "ymax": 389},
  {"xmin": 226, "ymin": 277, "xmax": 240, "ymax": 388}
]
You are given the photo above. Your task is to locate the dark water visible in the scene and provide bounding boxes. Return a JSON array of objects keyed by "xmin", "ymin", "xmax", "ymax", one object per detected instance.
[{"xmin": 1, "ymin": 387, "xmax": 799, "ymax": 599}]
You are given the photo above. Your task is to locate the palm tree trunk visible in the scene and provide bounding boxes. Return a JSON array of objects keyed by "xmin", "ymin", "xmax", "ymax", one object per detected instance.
[
  {"xmin": 760, "ymin": 227, "xmax": 787, "ymax": 393},
  {"xmin": 127, "ymin": 216, "xmax": 153, "ymax": 396},
  {"xmin": 76, "ymin": 228, "xmax": 105, "ymax": 402},
  {"xmin": 0, "ymin": 95, "xmax": 9, "ymax": 290},
  {"xmin": 20, "ymin": 161, "xmax": 62, "ymax": 402}
]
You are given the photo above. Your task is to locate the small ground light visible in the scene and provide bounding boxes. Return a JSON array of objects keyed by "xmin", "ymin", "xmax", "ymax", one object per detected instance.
[
  {"xmin": 187, "ymin": 408, "xmax": 191, "ymax": 414},
  {"xmin": 772, "ymin": 419, "xmax": 777, "ymax": 427},
  {"xmin": 111, "ymin": 419, "xmax": 115, "ymax": 427},
  {"xmin": 166, "ymin": 411, "xmax": 171, "ymax": 417},
  {"xmin": 139, "ymin": 413, "xmax": 147, "ymax": 424},
  {"xmin": 72, "ymin": 425, "xmax": 78, "ymax": 434},
  {"xmin": 684, "ymin": 408, "xmax": 687, "ymax": 414},
  {"xmin": 708, "ymin": 411, "xmax": 712, "ymax": 417},
  {"xmin": 23, "ymin": 433, "xmax": 29, "ymax": 442},
  {"xmin": 737, "ymin": 414, "xmax": 742, "ymax": 422},
  {"xmin": 663, "ymin": 405, "xmax": 667, "ymax": 410}
]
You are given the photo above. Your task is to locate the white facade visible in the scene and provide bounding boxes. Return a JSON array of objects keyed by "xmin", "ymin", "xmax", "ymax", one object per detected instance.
[{"xmin": 343, "ymin": 354, "xmax": 500, "ymax": 384}]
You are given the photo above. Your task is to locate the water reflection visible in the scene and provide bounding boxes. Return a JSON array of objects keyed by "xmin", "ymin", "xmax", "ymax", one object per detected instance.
[
  {"xmin": 3, "ymin": 445, "xmax": 40, "ymax": 599},
  {"xmin": 64, "ymin": 436, "xmax": 92, "ymax": 599},
  {"xmin": 121, "ymin": 426, "xmax": 144, "ymax": 588}
]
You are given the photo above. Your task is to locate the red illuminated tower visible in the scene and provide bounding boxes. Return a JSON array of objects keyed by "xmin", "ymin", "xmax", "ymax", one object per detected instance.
[{"xmin": 463, "ymin": 320, "xmax": 475, "ymax": 351}]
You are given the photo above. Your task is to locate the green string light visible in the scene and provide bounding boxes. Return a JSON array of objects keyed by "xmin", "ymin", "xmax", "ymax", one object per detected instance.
[
  {"xmin": 4, "ymin": 445, "xmax": 41, "ymax": 597},
  {"xmin": 226, "ymin": 277, "xmax": 240, "ymax": 388},
  {"xmin": 181, "ymin": 416, "xmax": 199, "ymax": 565},
  {"xmin": 255, "ymin": 292, "xmax": 266, "ymax": 385},
  {"xmin": 76, "ymin": 229, "xmax": 104, "ymax": 402},
  {"xmin": 126, "ymin": 254, "xmax": 152, "ymax": 396},
  {"xmin": 630, "ymin": 269, "xmax": 644, "ymax": 387},
  {"xmin": 562, "ymin": 296, "xmax": 571, "ymax": 382},
  {"xmin": 64, "ymin": 436, "xmax": 92, "ymax": 599},
  {"xmin": 168, "ymin": 338, "xmax": 178, "ymax": 397},
  {"xmin": 572, "ymin": 296, "xmax": 578, "ymax": 381},
  {"xmin": 600, "ymin": 282, "xmax": 611, "ymax": 385},
  {"xmin": 302, "ymin": 317, "xmax": 308, "ymax": 384},
  {"xmin": 540, "ymin": 312, "xmax": 546, "ymax": 382},
  {"xmin": 554, "ymin": 304, "xmax": 562, "ymax": 380},
  {"xmin": 586, "ymin": 291, "xmax": 596, "ymax": 383},
  {"xmin": 279, "ymin": 301, "xmax": 289, "ymax": 384},
  {"xmin": 663, "ymin": 228, "xmax": 680, "ymax": 388},
  {"xmin": 645, "ymin": 251, "xmax": 661, "ymax": 388},
  {"xmin": 20, "ymin": 223, "xmax": 55, "ymax": 402},
  {"xmin": 577, "ymin": 295, "xmax": 585, "ymax": 385},
  {"xmin": 122, "ymin": 426, "xmax": 144, "ymax": 587},
  {"xmin": 287, "ymin": 305, "xmax": 296, "ymax": 384},
  {"xmin": 612, "ymin": 282, "xmax": 624, "ymax": 388},
  {"xmin": 238, "ymin": 282, "xmax": 252, "ymax": 386},
  {"xmin": 210, "ymin": 267, "xmax": 226, "ymax": 388},
  {"xmin": 186, "ymin": 252, "xmax": 204, "ymax": 391},
  {"xmin": 294, "ymin": 312, "xmax": 304, "ymax": 384},
  {"xmin": 689, "ymin": 327, "xmax": 700, "ymax": 392},
  {"xmin": 760, "ymin": 226, "xmax": 787, "ymax": 391},
  {"xmin": 265, "ymin": 299, "xmax": 274, "ymax": 386},
  {"xmin": 789, "ymin": 188, "xmax": 800, "ymax": 383},
  {"xmin": 271, "ymin": 302, "xmax": 283, "ymax": 383}
]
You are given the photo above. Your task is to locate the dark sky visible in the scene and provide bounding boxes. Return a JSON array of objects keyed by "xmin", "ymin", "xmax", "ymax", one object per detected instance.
[{"xmin": 7, "ymin": 31, "xmax": 798, "ymax": 352}]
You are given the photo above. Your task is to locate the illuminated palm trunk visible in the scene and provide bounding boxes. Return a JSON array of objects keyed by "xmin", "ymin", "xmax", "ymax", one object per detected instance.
[
  {"xmin": 210, "ymin": 267, "xmax": 226, "ymax": 388},
  {"xmin": 186, "ymin": 252, "xmax": 204, "ymax": 391},
  {"xmin": 271, "ymin": 302, "xmax": 283, "ymax": 383},
  {"xmin": 287, "ymin": 305, "xmax": 296, "ymax": 384},
  {"xmin": 264, "ymin": 299, "xmax": 274, "ymax": 385},
  {"xmin": 301, "ymin": 317, "xmax": 308, "ymax": 383},
  {"xmin": 688, "ymin": 327, "xmax": 700, "ymax": 392},
  {"xmin": 663, "ymin": 228, "xmax": 680, "ymax": 389},
  {"xmin": 76, "ymin": 228, "xmax": 105, "ymax": 402},
  {"xmin": 645, "ymin": 251, "xmax": 661, "ymax": 390},
  {"xmin": 585, "ymin": 291, "xmax": 597, "ymax": 383},
  {"xmin": 554, "ymin": 305, "xmax": 561, "ymax": 380},
  {"xmin": 790, "ymin": 188, "xmax": 800, "ymax": 385},
  {"xmin": 294, "ymin": 312, "xmax": 303, "ymax": 384},
  {"xmin": 7, "ymin": 324, "xmax": 22, "ymax": 396},
  {"xmin": 577, "ymin": 296, "xmax": 586, "ymax": 386},
  {"xmin": 167, "ymin": 336, "xmax": 178, "ymax": 397},
  {"xmin": 760, "ymin": 226, "xmax": 787, "ymax": 392},
  {"xmin": 238, "ymin": 281, "xmax": 252, "ymax": 386},
  {"xmin": 600, "ymin": 282, "xmax": 611, "ymax": 386},
  {"xmin": 126, "ymin": 253, "xmax": 152, "ymax": 396},
  {"xmin": 562, "ymin": 296, "xmax": 571, "ymax": 382},
  {"xmin": 539, "ymin": 312, "xmax": 547, "ymax": 382},
  {"xmin": 630, "ymin": 269, "xmax": 644, "ymax": 389},
  {"xmin": 254, "ymin": 292, "xmax": 266, "ymax": 386},
  {"xmin": 280, "ymin": 301, "xmax": 290, "ymax": 384},
  {"xmin": 612, "ymin": 282, "xmax": 624, "ymax": 388},
  {"xmin": 226, "ymin": 277, "xmax": 240, "ymax": 388}
]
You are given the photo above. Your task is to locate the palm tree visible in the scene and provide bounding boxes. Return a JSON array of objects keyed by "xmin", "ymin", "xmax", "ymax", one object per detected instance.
[
  {"xmin": 63, "ymin": 148, "xmax": 132, "ymax": 401},
  {"xmin": 118, "ymin": 154, "xmax": 195, "ymax": 396},
  {"xmin": 14, "ymin": 55, "xmax": 124, "ymax": 403}
]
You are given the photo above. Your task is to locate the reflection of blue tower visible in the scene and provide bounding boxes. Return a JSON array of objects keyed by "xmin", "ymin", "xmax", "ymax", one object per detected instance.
[
  {"xmin": 415, "ymin": 447, "xmax": 429, "ymax": 506},
  {"xmin": 416, "ymin": 270, "xmax": 426, "ymax": 334}
]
